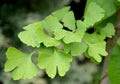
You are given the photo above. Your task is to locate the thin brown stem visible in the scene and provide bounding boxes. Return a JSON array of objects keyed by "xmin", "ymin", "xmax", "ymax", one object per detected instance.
[{"xmin": 100, "ymin": 9, "xmax": 120, "ymax": 84}]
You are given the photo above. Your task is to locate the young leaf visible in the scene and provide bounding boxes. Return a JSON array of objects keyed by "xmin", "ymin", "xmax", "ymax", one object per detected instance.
[
  {"xmin": 108, "ymin": 45, "xmax": 120, "ymax": 84},
  {"xmin": 84, "ymin": 33, "xmax": 108, "ymax": 62},
  {"xmin": 36, "ymin": 28, "xmax": 60, "ymax": 47},
  {"xmin": 64, "ymin": 42, "xmax": 88, "ymax": 56},
  {"xmin": 62, "ymin": 11, "xmax": 76, "ymax": 30},
  {"xmin": 54, "ymin": 20, "xmax": 86, "ymax": 44},
  {"xmin": 18, "ymin": 22, "xmax": 41, "ymax": 47},
  {"xmin": 100, "ymin": 23, "xmax": 115, "ymax": 38},
  {"xmin": 86, "ymin": 0, "xmax": 116, "ymax": 18},
  {"xmin": 84, "ymin": 33, "xmax": 105, "ymax": 43},
  {"xmin": 83, "ymin": 2, "xmax": 105, "ymax": 28},
  {"xmin": 38, "ymin": 47, "xmax": 72, "ymax": 78},
  {"xmin": 4, "ymin": 47, "xmax": 38, "ymax": 80},
  {"xmin": 41, "ymin": 15, "xmax": 63, "ymax": 32},
  {"xmin": 87, "ymin": 42, "xmax": 108, "ymax": 62},
  {"xmin": 52, "ymin": 6, "xmax": 70, "ymax": 21},
  {"xmin": 76, "ymin": 20, "xmax": 87, "ymax": 39},
  {"xmin": 19, "ymin": 21, "xmax": 60, "ymax": 47}
]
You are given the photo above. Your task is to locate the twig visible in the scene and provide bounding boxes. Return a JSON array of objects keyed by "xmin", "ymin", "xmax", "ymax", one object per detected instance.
[{"xmin": 100, "ymin": 9, "xmax": 120, "ymax": 84}]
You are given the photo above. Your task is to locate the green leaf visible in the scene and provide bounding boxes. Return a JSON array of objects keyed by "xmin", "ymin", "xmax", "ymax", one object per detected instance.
[
  {"xmin": 41, "ymin": 15, "xmax": 63, "ymax": 32},
  {"xmin": 4, "ymin": 47, "xmax": 38, "ymax": 80},
  {"xmin": 54, "ymin": 20, "xmax": 86, "ymax": 44},
  {"xmin": 100, "ymin": 23, "xmax": 115, "ymax": 38},
  {"xmin": 87, "ymin": 42, "xmax": 108, "ymax": 62},
  {"xmin": 86, "ymin": 0, "xmax": 116, "ymax": 18},
  {"xmin": 96, "ymin": 14, "xmax": 117, "ymax": 29},
  {"xmin": 84, "ymin": 33, "xmax": 108, "ymax": 62},
  {"xmin": 108, "ymin": 45, "xmax": 120, "ymax": 84},
  {"xmin": 19, "ymin": 21, "xmax": 60, "ymax": 47},
  {"xmin": 64, "ymin": 42, "xmax": 88, "ymax": 56},
  {"xmin": 38, "ymin": 47, "xmax": 72, "ymax": 78},
  {"xmin": 76, "ymin": 20, "xmax": 87, "ymax": 38},
  {"xmin": 18, "ymin": 22, "xmax": 41, "ymax": 47},
  {"xmin": 83, "ymin": 2, "xmax": 105, "ymax": 28},
  {"xmin": 96, "ymin": 0, "xmax": 116, "ymax": 18},
  {"xmin": 62, "ymin": 11, "xmax": 76, "ymax": 30},
  {"xmin": 84, "ymin": 33, "xmax": 105, "ymax": 43},
  {"xmin": 52, "ymin": 6, "xmax": 70, "ymax": 21},
  {"xmin": 36, "ymin": 28, "xmax": 60, "ymax": 47}
]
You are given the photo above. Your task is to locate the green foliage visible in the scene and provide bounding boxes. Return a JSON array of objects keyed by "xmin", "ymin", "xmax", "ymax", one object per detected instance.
[
  {"xmin": 4, "ymin": 47, "xmax": 38, "ymax": 80},
  {"xmin": 4, "ymin": 0, "xmax": 118, "ymax": 81},
  {"xmin": 83, "ymin": 2, "xmax": 105, "ymax": 28},
  {"xmin": 52, "ymin": 6, "xmax": 70, "ymax": 21},
  {"xmin": 18, "ymin": 22, "xmax": 42, "ymax": 47},
  {"xmin": 84, "ymin": 33, "xmax": 108, "ymax": 62},
  {"xmin": 54, "ymin": 20, "xmax": 86, "ymax": 43},
  {"xmin": 36, "ymin": 27, "xmax": 60, "ymax": 47},
  {"xmin": 62, "ymin": 11, "xmax": 76, "ymax": 30},
  {"xmin": 86, "ymin": 0, "xmax": 116, "ymax": 18},
  {"xmin": 19, "ymin": 21, "xmax": 61, "ymax": 47},
  {"xmin": 87, "ymin": 42, "xmax": 107, "ymax": 62},
  {"xmin": 84, "ymin": 33, "xmax": 105, "ymax": 43},
  {"xmin": 41, "ymin": 15, "xmax": 63, "ymax": 31},
  {"xmin": 99, "ymin": 23, "xmax": 115, "ymax": 38},
  {"xmin": 108, "ymin": 45, "xmax": 120, "ymax": 84},
  {"xmin": 64, "ymin": 42, "xmax": 88, "ymax": 56},
  {"xmin": 38, "ymin": 47, "xmax": 72, "ymax": 78}
]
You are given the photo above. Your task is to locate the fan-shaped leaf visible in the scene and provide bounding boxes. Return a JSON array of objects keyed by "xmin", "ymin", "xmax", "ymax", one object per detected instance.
[
  {"xmin": 38, "ymin": 47, "xmax": 72, "ymax": 78},
  {"xmin": 4, "ymin": 47, "xmax": 38, "ymax": 80}
]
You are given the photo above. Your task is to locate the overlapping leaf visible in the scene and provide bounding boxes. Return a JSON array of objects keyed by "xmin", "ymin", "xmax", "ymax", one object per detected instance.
[
  {"xmin": 41, "ymin": 15, "xmax": 63, "ymax": 31},
  {"xmin": 4, "ymin": 47, "xmax": 38, "ymax": 80},
  {"xmin": 52, "ymin": 6, "xmax": 70, "ymax": 21},
  {"xmin": 18, "ymin": 22, "xmax": 41, "ymax": 47},
  {"xmin": 62, "ymin": 11, "xmax": 76, "ymax": 30},
  {"xmin": 84, "ymin": 33, "xmax": 108, "ymax": 62},
  {"xmin": 38, "ymin": 47, "xmax": 72, "ymax": 78},
  {"xmin": 19, "ymin": 21, "xmax": 60, "ymax": 47},
  {"xmin": 64, "ymin": 42, "xmax": 88, "ymax": 56},
  {"xmin": 54, "ymin": 20, "xmax": 86, "ymax": 44},
  {"xmin": 100, "ymin": 23, "xmax": 115, "ymax": 38},
  {"xmin": 83, "ymin": 2, "xmax": 105, "ymax": 28},
  {"xmin": 86, "ymin": 0, "xmax": 116, "ymax": 18},
  {"xmin": 87, "ymin": 42, "xmax": 108, "ymax": 62},
  {"xmin": 36, "ymin": 28, "xmax": 60, "ymax": 47},
  {"xmin": 84, "ymin": 33, "xmax": 105, "ymax": 43}
]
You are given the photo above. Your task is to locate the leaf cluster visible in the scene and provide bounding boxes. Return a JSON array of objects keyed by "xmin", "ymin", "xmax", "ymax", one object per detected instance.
[{"xmin": 4, "ymin": 0, "xmax": 118, "ymax": 80}]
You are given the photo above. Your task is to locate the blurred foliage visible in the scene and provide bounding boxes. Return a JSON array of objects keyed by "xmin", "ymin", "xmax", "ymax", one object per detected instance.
[
  {"xmin": 108, "ymin": 42, "xmax": 120, "ymax": 84},
  {"xmin": 0, "ymin": 0, "xmax": 101, "ymax": 84}
]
